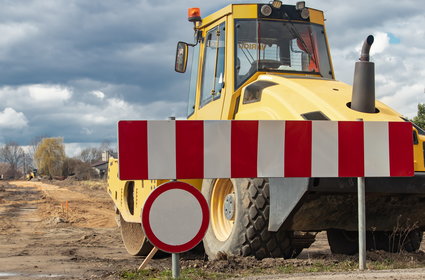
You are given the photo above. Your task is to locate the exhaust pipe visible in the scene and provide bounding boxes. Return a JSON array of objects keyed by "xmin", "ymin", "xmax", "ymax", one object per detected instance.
[{"xmin": 351, "ymin": 35, "xmax": 376, "ymax": 113}]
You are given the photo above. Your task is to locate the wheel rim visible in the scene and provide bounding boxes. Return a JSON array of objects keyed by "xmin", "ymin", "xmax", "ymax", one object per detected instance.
[{"xmin": 210, "ymin": 179, "xmax": 235, "ymax": 242}]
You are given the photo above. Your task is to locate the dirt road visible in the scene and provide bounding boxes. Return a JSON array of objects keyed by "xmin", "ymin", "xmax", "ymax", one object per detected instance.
[
  {"xmin": 1, "ymin": 180, "xmax": 425, "ymax": 280},
  {"xmin": 0, "ymin": 180, "xmax": 141, "ymax": 279}
]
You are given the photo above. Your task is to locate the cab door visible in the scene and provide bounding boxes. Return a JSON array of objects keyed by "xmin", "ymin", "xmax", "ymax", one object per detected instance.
[{"xmin": 192, "ymin": 20, "xmax": 226, "ymax": 120}]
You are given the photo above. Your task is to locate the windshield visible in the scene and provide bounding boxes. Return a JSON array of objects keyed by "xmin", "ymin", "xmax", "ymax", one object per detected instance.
[{"xmin": 235, "ymin": 20, "xmax": 332, "ymax": 88}]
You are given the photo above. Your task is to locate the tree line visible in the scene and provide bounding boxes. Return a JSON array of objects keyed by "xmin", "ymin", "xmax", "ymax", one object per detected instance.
[{"xmin": 0, "ymin": 138, "xmax": 113, "ymax": 180}]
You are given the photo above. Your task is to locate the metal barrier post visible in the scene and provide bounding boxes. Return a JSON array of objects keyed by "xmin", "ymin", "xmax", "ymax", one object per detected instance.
[{"xmin": 358, "ymin": 176, "xmax": 366, "ymax": 270}]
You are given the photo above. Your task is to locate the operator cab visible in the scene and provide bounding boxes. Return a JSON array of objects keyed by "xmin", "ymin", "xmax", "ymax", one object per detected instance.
[{"xmin": 175, "ymin": 1, "xmax": 334, "ymax": 119}]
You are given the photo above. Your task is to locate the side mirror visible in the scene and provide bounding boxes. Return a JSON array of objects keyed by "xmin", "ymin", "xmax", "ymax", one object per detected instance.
[{"xmin": 175, "ymin": 41, "xmax": 189, "ymax": 73}]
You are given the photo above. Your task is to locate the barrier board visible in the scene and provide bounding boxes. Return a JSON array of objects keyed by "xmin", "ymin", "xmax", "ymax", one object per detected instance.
[{"xmin": 118, "ymin": 120, "xmax": 414, "ymax": 180}]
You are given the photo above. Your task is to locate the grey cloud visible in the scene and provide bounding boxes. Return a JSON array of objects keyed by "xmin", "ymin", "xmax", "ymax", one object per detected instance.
[{"xmin": 0, "ymin": 0, "xmax": 424, "ymax": 148}]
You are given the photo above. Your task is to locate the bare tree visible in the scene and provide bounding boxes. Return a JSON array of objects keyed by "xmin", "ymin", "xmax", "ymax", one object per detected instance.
[
  {"xmin": 62, "ymin": 157, "xmax": 97, "ymax": 180},
  {"xmin": 99, "ymin": 140, "xmax": 113, "ymax": 153},
  {"xmin": 0, "ymin": 142, "xmax": 25, "ymax": 178},
  {"xmin": 79, "ymin": 147, "xmax": 102, "ymax": 164},
  {"xmin": 27, "ymin": 136, "xmax": 43, "ymax": 169},
  {"xmin": 0, "ymin": 162, "xmax": 9, "ymax": 179},
  {"xmin": 22, "ymin": 152, "xmax": 34, "ymax": 173},
  {"xmin": 79, "ymin": 141, "xmax": 114, "ymax": 164}
]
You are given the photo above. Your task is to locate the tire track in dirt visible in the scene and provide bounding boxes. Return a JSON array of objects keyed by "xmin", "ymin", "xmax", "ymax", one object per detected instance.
[
  {"xmin": 9, "ymin": 180, "xmax": 116, "ymax": 229},
  {"xmin": 0, "ymin": 181, "xmax": 140, "ymax": 279}
]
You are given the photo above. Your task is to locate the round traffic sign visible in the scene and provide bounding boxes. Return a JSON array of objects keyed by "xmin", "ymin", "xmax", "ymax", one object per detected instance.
[{"xmin": 141, "ymin": 181, "xmax": 209, "ymax": 253}]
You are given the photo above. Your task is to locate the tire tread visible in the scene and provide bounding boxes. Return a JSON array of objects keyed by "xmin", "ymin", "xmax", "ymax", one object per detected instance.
[{"xmin": 241, "ymin": 179, "xmax": 294, "ymax": 259}]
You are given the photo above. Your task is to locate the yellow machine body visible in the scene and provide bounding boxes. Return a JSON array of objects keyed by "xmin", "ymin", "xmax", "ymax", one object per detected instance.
[{"xmin": 108, "ymin": 3, "xmax": 425, "ymax": 242}]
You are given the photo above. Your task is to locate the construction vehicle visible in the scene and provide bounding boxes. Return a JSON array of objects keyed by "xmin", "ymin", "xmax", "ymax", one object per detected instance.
[
  {"xmin": 107, "ymin": 1, "xmax": 425, "ymax": 259},
  {"xmin": 25, "ymin": 169, "xmax": 38, "ymax": 181}
]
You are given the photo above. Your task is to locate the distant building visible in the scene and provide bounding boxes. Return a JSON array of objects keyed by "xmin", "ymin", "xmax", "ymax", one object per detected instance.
[{"xmin": 91, "ymin": 160, "xmax": 108, "ymax": 179}]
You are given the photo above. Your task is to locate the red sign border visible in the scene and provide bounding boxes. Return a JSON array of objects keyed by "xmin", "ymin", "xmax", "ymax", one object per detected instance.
[{"xmin": 141, "ymin": 181, "xmax": 209, "ymax": 253}]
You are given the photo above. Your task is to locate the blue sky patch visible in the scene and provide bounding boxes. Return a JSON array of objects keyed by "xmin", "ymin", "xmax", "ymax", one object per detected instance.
[{"xmin": 388, "ymin": 33, "xmax": 401, "ymax": 44}]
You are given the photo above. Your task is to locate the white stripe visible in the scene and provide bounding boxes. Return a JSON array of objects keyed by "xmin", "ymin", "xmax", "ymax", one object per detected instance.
[
  {"xmin": 204, "ymin": 120, "xmax": 231, "ymax": 178},
  {"xmin": 312, "ymin": 121, "xmax": 338, "ymax": 177},
  {"xmin": 364, "ymin": 122, "xmax": 390, "ymax": 177},
  {"xmin": 258, "ymin": 120, "xmax": 285, "ymax": 177},
  {"xmin": 148, "ymin": 121, "xmax": 176, "ymax": 179}
]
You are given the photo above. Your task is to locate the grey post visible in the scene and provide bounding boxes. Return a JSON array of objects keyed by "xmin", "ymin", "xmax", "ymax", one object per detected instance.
[
  {"xmin": 172, "ymin": 253, "xmax": 180, "ymax": 278},
  {"xmin": 169, "ymin": 157, "xmax": 179, "ymax": 278},
  {"xmin": 358, "ymin": 176, "xmax": 366, "ymax": 270}
]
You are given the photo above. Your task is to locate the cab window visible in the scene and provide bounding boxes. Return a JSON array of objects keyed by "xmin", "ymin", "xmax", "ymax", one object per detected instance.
[
  {"xmin": 200, "ymin": 23, "xmax": 225, "ymax": 107},
  {"xmin": 187, "ymin": 44, "xmax": 200, "ymax": 117},
  {"xmin": 235, "ymin": 20, "xmax": 332, "ymax": 89}
]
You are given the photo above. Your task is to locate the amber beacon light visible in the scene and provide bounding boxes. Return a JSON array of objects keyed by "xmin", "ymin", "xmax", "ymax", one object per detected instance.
[{"xmin": 188, "ymin": 8, "xmax": 201, "ymax": 22}]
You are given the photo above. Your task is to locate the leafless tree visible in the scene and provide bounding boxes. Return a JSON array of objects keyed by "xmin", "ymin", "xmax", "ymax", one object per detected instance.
[
  {"xmin": 27, "ymin": 136, "xmax": 43, "ymax": 169},
  {"xmin": 99, "ymin": 140, "xmax": 113, "ymax": 153},
  {"xmin": 0, "ymin": 162, "xmax": 9, "ymax": 179},
  {"xmin": 79, "ymin": 141, "xmax": 114, "ymax": 164},
  {"xmin": 79, "ymin": 147, "xmax": 102, "ymax": 164},
  {"xmin": 22, "ymin": 152, "xmax": 34, "ymax": 173},
  {"xmin": 0, "ymin": 142, "xmax": 25, "ymax": 178}
]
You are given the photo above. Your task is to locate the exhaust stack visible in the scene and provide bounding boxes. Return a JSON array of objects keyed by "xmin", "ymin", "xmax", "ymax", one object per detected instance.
[{"xmin": 351, "ymin": 35, "xmax": 376, "ymax": 113}]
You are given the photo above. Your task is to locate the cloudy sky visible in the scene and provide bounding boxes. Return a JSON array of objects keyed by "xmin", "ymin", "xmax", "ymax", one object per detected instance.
[{"xmin": 0, "ymin": 0, "xmax": 424, "ymax": 156}]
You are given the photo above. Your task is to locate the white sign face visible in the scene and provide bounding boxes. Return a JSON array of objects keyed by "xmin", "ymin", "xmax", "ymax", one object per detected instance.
[
  {"xmin": 149, "ymin": 189, "xmax": 202, "ymax": 246},
  {"xmin": 142, "ymin": 181, "xmax": 209, "ymax": 253}
]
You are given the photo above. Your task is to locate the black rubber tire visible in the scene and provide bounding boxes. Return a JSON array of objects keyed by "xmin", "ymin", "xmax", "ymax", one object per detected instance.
[
  {"xmin": 402, "ymin": 230, "xmax": 423, "ymax": 252},
  {"xmin": 202, "ymin": 178, "xmax": 297, "ymax": 260},
  {"xmin": 327, "ymin": 229, "xmax": 358, "ymax": 255},
  {"xmin": 371, "ymin": 230, "xmax": 423, "ymax": 253},
  {"xmin": 327, "ymin": 229, "xmax": 424, "ymax": 255}
]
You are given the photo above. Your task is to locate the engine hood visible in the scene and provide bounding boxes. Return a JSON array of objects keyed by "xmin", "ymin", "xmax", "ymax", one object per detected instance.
[{"xmin": 235, "ymin": 74, "xmax": 402, "ymax": 122}]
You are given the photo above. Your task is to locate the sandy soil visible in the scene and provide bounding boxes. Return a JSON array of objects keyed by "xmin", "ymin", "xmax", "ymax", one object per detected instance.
[
  {"xmin": 0, "ymin": 180, "xmax": 141, "ymax": 279},
  {"xmin": 1, "ymin": 180, "xmax": 425, "ymax": 280}
]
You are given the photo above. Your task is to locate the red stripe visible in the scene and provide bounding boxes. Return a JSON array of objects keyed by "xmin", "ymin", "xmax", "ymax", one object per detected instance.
[
  {"xmin": 389, "ymin": 122, "xmax": 414, "ymax": 176},
  {"xmin": 175, "ymin": 120, "xmax": 204, "ymax": 179},
  {"xmin": 284, "ymin": 121, "xmax": 312, "ymax": 177},
  {"xmin": 231, "ymin": 121, "xmax": 258, "ymax": 178},
  {"xmin": 338, "ymin": 121, "xmax": 364, "ymax": 177},
  {"xmin": 118, "ymin": 121, "xmax": 148, "ymax": 180}
]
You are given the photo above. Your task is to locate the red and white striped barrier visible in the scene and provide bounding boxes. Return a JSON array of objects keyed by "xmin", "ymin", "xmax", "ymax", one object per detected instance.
[{"xmin": 118, "ymin": 120, "xmax": 414, "ymax": 180}]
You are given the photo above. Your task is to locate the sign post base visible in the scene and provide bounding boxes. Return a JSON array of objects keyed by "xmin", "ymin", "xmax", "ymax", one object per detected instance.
[{"xmin": 172, "ymin": 253, "xmax": 180, "ymax": 278}]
